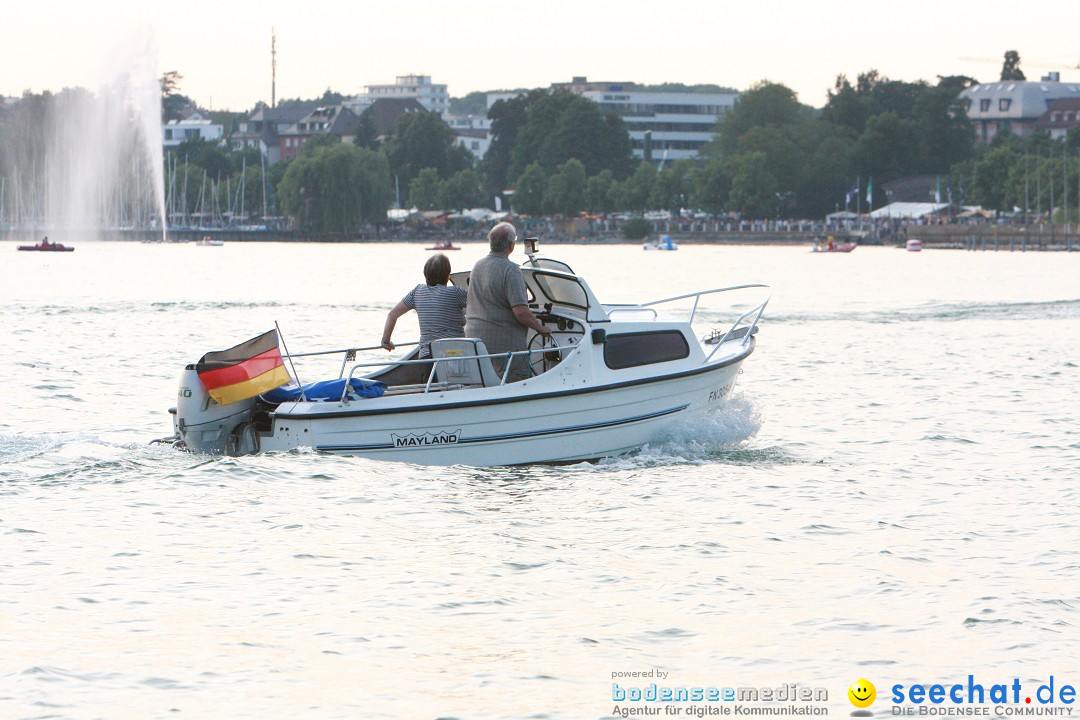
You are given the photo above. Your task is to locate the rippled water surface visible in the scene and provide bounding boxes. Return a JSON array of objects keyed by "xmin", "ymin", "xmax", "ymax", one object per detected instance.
[{"xmin": 2, "ymin": 241, "xmax": 1078, "ymax": 719}]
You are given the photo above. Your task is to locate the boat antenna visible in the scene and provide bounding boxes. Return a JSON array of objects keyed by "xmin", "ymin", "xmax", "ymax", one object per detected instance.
[{"xmin": 275, "ymin": 321, "xmax": 307, "ymax": 401}]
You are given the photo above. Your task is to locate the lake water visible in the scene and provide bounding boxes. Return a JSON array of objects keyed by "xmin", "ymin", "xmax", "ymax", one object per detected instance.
[{"xmin": 1, "ymin": 240, "xmax": 1078, "ymax": 720}]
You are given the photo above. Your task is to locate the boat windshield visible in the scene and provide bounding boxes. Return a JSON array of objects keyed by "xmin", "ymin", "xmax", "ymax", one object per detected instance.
[
  {"xmin": 529, "ymin": 271, "xmax": 588, "ymax": 310},
  {"xmin": 450, "ymin": 266, "xmax": 595, "ymax": 316}
]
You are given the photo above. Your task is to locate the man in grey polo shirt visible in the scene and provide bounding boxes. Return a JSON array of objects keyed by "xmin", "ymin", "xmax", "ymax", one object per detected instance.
[{"xmin": 465, "ymin": 222, "xmax": 551, "ymax": 382}]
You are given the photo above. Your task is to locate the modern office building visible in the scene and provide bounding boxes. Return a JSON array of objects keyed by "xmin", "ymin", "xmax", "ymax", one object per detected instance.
[{"xmin": 555, "ymin": 77, "xmax": 738, "ymax": 163}]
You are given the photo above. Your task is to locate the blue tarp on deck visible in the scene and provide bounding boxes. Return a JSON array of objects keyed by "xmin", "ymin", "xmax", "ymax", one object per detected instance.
[{"xmin": 260, "ymin": 377, "xmax": 385, "ymax": 403}]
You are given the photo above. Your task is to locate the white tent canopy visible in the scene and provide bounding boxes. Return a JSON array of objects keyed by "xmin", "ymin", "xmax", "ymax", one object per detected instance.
[{"xmin": 869, "ymin": 202, "xmax": 949, "ymax": 219}]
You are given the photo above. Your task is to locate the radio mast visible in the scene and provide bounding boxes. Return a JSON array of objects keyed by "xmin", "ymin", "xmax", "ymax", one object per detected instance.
[{"xmin": 271, "ymin": 28, "xmax": 277, "ymax": 108}]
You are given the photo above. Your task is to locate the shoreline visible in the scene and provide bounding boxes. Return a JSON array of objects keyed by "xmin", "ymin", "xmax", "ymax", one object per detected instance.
[{"xmin": 3, "ymin": 227, "xmax": 1079, "ymax": 251}]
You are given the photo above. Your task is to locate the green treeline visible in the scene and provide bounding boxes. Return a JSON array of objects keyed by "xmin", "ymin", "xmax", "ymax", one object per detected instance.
[{"xmin": 4, "ymin": 69, "xmax": 1080, "ymax": 235}]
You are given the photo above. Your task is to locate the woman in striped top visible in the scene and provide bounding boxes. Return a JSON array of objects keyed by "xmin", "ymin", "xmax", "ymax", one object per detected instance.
[{"xmin": 381, "ymin": 254, "xmax": 467, "ymax": 368}]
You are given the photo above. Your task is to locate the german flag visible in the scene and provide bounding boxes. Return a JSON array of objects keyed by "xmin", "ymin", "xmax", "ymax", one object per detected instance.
[{"xmin": 195, "ymin": 330, "xmax": 291, "ymax": 405}]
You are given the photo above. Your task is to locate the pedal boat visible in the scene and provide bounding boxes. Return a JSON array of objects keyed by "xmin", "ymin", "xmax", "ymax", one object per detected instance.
[{"xmin": 166, "ymin": 248, "xmax": 769, "ymax": 466}]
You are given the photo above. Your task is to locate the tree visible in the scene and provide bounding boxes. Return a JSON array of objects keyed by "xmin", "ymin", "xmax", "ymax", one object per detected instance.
[
  {"xmin": 801, "ymin": 130, "xmax": 855, "ymax": 216},
  {"xmin": 543, "ymin": 158, "xmax": 587, "ymax": 216},
  {"xmin": 912, "ymin": 84, "xmax": 976, "ymax": 173},
  {"xmin": 1067, "ymin": 124, "xmax": 1080, "ymax": 152},
  {"xmin": 689, "ymin": 160, "xmax": 730, "ymax": 214},
  {"xmin": 354, "ymin": 110, "xmax": 379, "ymax": 150},
  {"xmin": 714, "ymin": 81, "xmax": 808, "ymax": 157},
  {"xmin": 822, "ymin": 70, "xmax": 927, "ymax": 136},
  {"xmin": 384, "ymin": 111, "xmax": 471, "ymax": 185},
  {"xmin": 1001, "ymin": 50, "xmax": 1026, "ymax": 81},
  {"xmin": 651, "ymin": 160, "xmax": 695, "ymax": 214},
  {"xmin": 854, "ymin": 112, "xmax": 921, "ymax": 179},
  {"xmin": 301, "ymin": 133, "xmax": 340, "ymax": 157},
  {"xmin": 275, "ymin": 88, "xmax": 347, "ymax": 111},
  {"xmin": 727, "ymin": 152, "xmax": 778, "ymax": 218},
  {"xmin": 706, "ymin": 90, "xmax": 855, "ymax": 218},
  {"xmin": 170, "ymin": 137, "xmax": 231, "ymax": 178},
  {"xmin": 936, "ymin": 75, "xmax": 978, "ymax": 92},
  {"xmin": 277, "ymin": 143, "xmax": 391, "ymax": 233},
  {"xmin": 160, "ymin": 70, "xmax": 193, "ymax": 122},
  {"xmin": 408, "ymin": 167, "xmax": 441, "ymax": 210},
  {"xmin": 822, "ymin": 75, "xmax": 868, "ymax": 135},
  {"xmin": 819, "ymin": 68, "xmax": 977, "ymax": 205},
  {"xmin": 618, "ymin": 162, "xmax": 657, "ymax": 213},
  {"xmin": 160, "ymin": 71, "xmax": 182, "ymax": 97},
  {"xmin": 480, "ymin": 89, "xmax": 547, "ymax": 196},
  {"xmin": 438, "ymin": 168, "xmax": 483, "ymax": 211},
  {"xmin": 970, "ymin": 145, "xmax": 1020, "ymax": 211},
  {"xmin": 508, "ymin": 92, "xmax": 634, "ymax": 182},
  {"xmin": 586, "ymin": 170, "xmax": 616, "ymax": 214},
  {"xmin": 448, "ymin": 91, "xmax": 489, "ymax": 116},
  {"xmin": 511, "ymin": 163, "xmax": 548, "ymax": 216}
]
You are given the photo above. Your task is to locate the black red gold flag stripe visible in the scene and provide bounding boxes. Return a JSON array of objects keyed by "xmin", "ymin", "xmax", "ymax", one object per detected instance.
[{"xmin": 195, "ymin": 330, "xmax": 290, "ymax": 405}]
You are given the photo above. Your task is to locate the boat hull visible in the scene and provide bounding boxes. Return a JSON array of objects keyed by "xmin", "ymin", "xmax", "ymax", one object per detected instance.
[{"xmin": 258, "ymin": 356, "xmax": 747, "ymax": 465}]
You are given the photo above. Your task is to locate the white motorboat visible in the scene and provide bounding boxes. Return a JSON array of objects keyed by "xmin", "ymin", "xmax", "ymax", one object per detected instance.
[{"xmin": 164, "ymin": 243, "xmax": 769, "ymax": 466}]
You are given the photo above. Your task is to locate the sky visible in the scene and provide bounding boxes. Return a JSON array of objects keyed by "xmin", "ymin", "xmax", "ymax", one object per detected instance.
[{"xmin": 4, "ymin": 0, "xmax": 1079, "ymax": 112}]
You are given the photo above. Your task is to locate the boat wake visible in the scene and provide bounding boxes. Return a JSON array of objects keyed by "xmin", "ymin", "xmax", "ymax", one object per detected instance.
[
  {"xmin": 0, "ymin": 432, "xmax": 170, "ymax": 486},
  {"xmin": 597, "ymin": 394, "xmax": 774, "ymax": 468},
  {"xmin": 754, "ymin": 298, "xmax": 1080, "ymax": 325}
]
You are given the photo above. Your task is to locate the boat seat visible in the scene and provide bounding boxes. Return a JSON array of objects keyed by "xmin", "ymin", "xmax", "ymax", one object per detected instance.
[{"xmin": 430, "ymin": 338, "xmax": 503, "ymax": 387}]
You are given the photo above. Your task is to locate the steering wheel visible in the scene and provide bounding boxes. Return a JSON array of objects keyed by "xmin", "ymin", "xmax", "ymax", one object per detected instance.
[{"xmin": 528, "ymin": 332, "xmax": 562, "ymax": 376}]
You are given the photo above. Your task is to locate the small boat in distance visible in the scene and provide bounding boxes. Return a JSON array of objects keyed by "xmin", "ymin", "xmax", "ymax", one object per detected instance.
[
  {"xmin": 643, "ymin": 235, "xmax": 678, "ymax": 251},
  {"xmin": 425, "ymin": 240, "xmax": 459, "ymax": 251},
  {"xmin": 196, "ymin": 236, "xmax": 224, "ymax": 247},
  {"xmin": 18, "ymin": 237, "xmax": 74, "ymax": 252},
  {"xmin": 811, "ymin": 236, "xmax": 856, "ymax": 253},
  {"xmin": 907, "ymin": 238, "xmax": 923, "ymax": 252}
]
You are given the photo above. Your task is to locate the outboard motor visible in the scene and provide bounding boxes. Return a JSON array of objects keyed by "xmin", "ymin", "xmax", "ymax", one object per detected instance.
[{"xmin": 174, "ymin": 365, "xmax": 257, "ymax": 454}]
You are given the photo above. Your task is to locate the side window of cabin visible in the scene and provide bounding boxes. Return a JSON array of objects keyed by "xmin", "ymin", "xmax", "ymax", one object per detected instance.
[{"xmin": 603, "ymin": 331, "xmax": 689, "ymax": 370}]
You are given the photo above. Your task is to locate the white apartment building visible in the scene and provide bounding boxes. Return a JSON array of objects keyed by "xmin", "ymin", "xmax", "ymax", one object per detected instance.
[
  {"xmin": 446, "ymin": 113, "xmax": 492, "ymax": 159},
  {"xmin": 346, "ymin": 74, "xmax": 449, "ymax": 117},
  {"xmin": 162, "ymin": 112, "xmax": 224, "ymax": 148}
]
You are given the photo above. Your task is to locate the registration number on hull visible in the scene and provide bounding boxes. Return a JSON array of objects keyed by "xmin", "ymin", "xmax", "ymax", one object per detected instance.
[{"xmin": 707, "ymin": 382, "xmax": 733, "ymax": 403}]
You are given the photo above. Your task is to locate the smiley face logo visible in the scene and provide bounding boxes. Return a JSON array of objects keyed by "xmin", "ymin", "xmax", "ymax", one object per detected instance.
[{"xmin": 848, "ymin": 678, "xmax": 876, "ymax": 708}]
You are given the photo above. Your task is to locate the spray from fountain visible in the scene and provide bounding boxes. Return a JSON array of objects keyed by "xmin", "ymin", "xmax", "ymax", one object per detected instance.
[{"xmin": 2, "ymin": 29, "xmax": 167, "ymax": 242}]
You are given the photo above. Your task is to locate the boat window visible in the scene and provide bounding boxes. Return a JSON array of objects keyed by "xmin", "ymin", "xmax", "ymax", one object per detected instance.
[
  {"xmin": 531, "ymin": 272, "xmax": 588, "ymax": 310},
  {"xmin": 603, "ymin": 331, "xmax": 690, "ymax": 370}
]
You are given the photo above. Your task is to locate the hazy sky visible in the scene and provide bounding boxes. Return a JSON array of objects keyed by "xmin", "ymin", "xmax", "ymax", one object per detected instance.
[{"xmin": 4, "ymin": 0, "xmax": 1079, "ymax": 111}]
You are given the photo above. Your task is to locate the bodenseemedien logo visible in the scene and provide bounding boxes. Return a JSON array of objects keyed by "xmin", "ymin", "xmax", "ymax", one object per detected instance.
[{"xmin": 849, "ymin": 678, "xmax": 876, "ymax": 717}]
